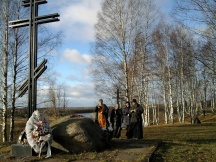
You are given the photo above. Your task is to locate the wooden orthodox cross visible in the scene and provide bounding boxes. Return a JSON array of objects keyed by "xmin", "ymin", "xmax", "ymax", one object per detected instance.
[{"xmin": 9, "ymin": 0, "xmax": 60, "ymax": 118}]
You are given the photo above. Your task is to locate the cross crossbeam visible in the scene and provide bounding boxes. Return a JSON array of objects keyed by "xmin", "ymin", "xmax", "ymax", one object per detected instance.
[
  {"xmin": 9, "ymin": 13, "xmax": 60, "ymax": 28},
  {"xmin": 22, "ymin": 0, "xmax": 47, "ymax": 7}
]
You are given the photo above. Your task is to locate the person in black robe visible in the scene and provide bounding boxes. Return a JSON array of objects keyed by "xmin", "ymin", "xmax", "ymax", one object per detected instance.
[
  {"xmin": 126, "ymin": 99, "xmax": 143, "ymax": 140},
  {"xmin": 122, "ymin": 101, "xmax": 130, "ymax": 133},
  {"xmin": 110, "ymin": 104, "xmax": 123, "ymax": 138}
]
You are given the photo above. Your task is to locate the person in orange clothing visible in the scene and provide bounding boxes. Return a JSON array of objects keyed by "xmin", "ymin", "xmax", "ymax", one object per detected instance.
[{"xmin": 95, "ymin": 99, "xmax": 109, "ymax": 129}]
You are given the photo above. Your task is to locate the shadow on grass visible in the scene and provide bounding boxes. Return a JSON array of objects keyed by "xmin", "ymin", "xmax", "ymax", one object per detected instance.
[
  {"xmin": 186, "ymin": 138, "xmax": 216, "ymax": 144},
  {"xmin": 50, "ymin": 139, "xmax": 160, "ymax": 153},
  {"xmin": 48, "ymin": 140, "xmax": 159, "ymax": 162},
  {"xmin": 151, "ymin": 138, "xmax": 216, "ymax": 162},
  {"xmin": 151, "ymin": 142, "xmax": 171, "ymax": 162},
  {"xmin": 175, "ymin": 123, "xmax": 216, "ymax": 127},
  {"xmin": 109, "ymin": 139, "xmax": 159, "ymax": 151},
  {"xmin": 50, "ymin": 146, "xmax": 68, "ymax": 155},
  {"xmin": 151, "ymin": 141, "xmax": 188, "ymax": 162}
]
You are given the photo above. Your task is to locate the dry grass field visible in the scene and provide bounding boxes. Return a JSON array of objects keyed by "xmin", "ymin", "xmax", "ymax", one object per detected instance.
[{"xmin": 0, "ymin": 110, "xmax": 216, "ymax": 161}]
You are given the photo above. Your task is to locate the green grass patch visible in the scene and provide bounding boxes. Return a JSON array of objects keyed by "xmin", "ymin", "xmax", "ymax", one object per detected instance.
[{"xmin": 144, "ymin": 123, "xmax": 216, "ymax": 161}]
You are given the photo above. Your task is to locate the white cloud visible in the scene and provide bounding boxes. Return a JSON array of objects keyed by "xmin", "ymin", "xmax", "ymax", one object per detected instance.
[
  {"xmin": 47, "ymin": 0, "xmax": 102, "ymax": 41},
  {"xmin": 63, "ymin": 49, "xmax": 92, "ymax": 64},
  {"xmin": 62, "ymin": 83, "xmax": 98, "ymax": 107},
  {"xmin": 36, "ymin": 82, "xmax": 98, "ymax": 107},
  {"xmin": 53, "ymin": 71, "xmax": 62, "ymax": 77},
  {"xmin": 66, "ymin": 69, "xmax": 93, "ymax": 83},
  {"xmin": 67, "ymin": 75, "xmax": 81, "ymax": 82}
]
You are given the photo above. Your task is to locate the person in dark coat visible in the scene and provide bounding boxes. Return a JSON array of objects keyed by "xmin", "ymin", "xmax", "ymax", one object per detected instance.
[
  {"xmin": 126, "ymin": 99, "xmax": 143, "ymax": 140},
  {"xmin": 110, "ymin": 104, "xmax": 123, "ymax": 138},
  {"xmin": 122, "ymin": 101, "xmax": 130, "ymax": 131},
  {"xmin": 95, "ymin": 99, "xmax": 109, "ymax": 129}
]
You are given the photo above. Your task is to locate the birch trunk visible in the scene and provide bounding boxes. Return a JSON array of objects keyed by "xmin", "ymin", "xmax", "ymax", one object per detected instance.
[
  {"xmin": 212, "ymin": 89, "xmax": 215, "ymax": 113},
  {"xmin": 2, "ymin": 0, "xmax": 9, "ymax": 142},
  {"xmin": 176, "ymin": 93, "xmax": 180, "ymax": 123},
  {"xmin": 123, "ymin": 57, "xmax": 129, "ymax": 102},
  {"xmin": 180, "ymin": 41, "xmax": 185, "ymax": 123},
  {"xmin": 189, "ymin": 79, "xmax": 194, "ymax": 124},
  {"xmin": 9, "ymin": 27, "xmax": 19, "ymax": 142},
  {"xmin": 144, "ymin": 80, "xmax": 149, "ymax": 126},
  {"xmin": 211, "ymin": 76, "xmax": 215, "ymax": 113},
  {"xmin": 9, "ymin": 1, "xmax": 22, "ymax": 142},
  {"xmin": 168, "ymin": 68, "xmax": 173, "ymax": 124},
  {"xmin": 151, "ymin": 80, "xmax": 157, "ymax": 125},
  {"xmin": 191, "ymin": 88, "xmax": 195, "ymax": 124},
  {"xmin": 162, "ymin": 77, "xmax": 168, "ymax": 124},
  {"xmin": 130, "ymin": 61, "xmax": 135, "ymax": 101},
  {"xmin": 165, "ymin": 36, "xmax": 174, "ymax": 124},
  {"xmin": 174, "ymin": 72, "xmax": 181, "ymax": 123},
  {"xmin": 157, "ymin": 103, "xmax": 159, "ymax": 125}
]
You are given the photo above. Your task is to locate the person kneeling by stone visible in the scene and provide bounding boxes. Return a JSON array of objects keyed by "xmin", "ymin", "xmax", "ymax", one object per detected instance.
[{"xmin": 110, "ymin": 104, "xmax": 123, "ymax": 138}]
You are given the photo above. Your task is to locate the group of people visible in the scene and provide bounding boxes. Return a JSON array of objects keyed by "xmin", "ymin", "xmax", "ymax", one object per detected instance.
[{"xmin": 95, "ymin": 99, "xmax": 143, "ymax": 140}]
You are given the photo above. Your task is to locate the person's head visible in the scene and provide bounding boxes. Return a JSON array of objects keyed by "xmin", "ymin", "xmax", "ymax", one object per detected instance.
[
  {"xmin": 132, "ymin": 99, "xmax": 137, "ymax": 107},
  {"xmin": 98, "ymin": 99, "xmax": 103, "ymax": 106},
  {"xmin": 125, "ymin": 101, "xmax": 130, "ymax": 108},
  {"xmin": 115, "ymin": 104, "xmax": 119, "ymax": 110}
]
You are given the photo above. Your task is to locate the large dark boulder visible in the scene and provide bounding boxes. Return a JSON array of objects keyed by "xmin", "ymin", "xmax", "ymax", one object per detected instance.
[{"xmin": 51, "ymin": 116, "xmax": 108, "ymax": 153}]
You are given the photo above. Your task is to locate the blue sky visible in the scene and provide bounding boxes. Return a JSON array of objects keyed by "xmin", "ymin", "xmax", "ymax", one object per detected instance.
[{"xmin": 37, "ymin": 0, "xmax": 174, "ymax": 107}]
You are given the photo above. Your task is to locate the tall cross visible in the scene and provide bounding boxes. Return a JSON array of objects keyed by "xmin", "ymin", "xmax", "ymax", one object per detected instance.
[{"xmin": 9, "ymin": 0, "xmax": 60, "ymax": 118}]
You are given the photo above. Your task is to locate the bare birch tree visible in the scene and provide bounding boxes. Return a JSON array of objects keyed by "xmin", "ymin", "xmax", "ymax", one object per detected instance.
[
  {"xmin": 174, "ymin": 0, "xmax": 216, "ymax": 73},
  {"xmin": 0, "ymin": 0, "xmax": 10, "ymax": 142},
  {"xmin": 8, "ymin": 0, "xmax": 24, "ymax": 142},
  {"xmin": 46, "ymin": 79, "xmax": 68, "ymax": 119},
  {"xmin": 170, "ymin": 26, "xmax": 197, "ymax": 122},
  {"xmin": 91, "ymin": 0, "xmax": 150, "ymax": 102},
  {"xmin": 129, "ymin": 0, "xmax": 158, "ymax": 126},
  {"xmin": 153, "ymin": 22, "xmax": 177, "ymax": 124}
]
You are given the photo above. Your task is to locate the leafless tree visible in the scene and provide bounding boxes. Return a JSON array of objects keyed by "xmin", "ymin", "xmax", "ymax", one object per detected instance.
[
  {"xmin": 0, "ymin": 0, "xmax": 10, "ymax": 142},
  {"xmin": 45, "ymin": 76, "xmax": 68, "ymax": 118},
  {"xmin": 90, "ymin": 0, "xmax": 216, "ymax": 125},
  {"xmin": 92, "ymin": 0, "xmax": 154, "ymax": 102},
  {"xmin": 152, "ymin": 22, "xmax": 174, "ymax": 124},
  {"xmin": 173, "ymin": 0, "xmax": 216, "ymax": 73}
]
